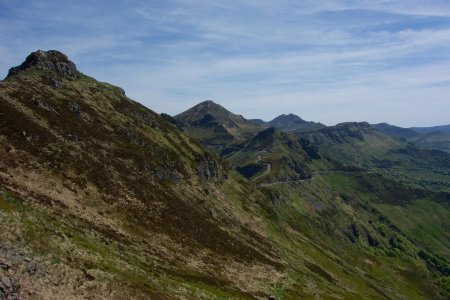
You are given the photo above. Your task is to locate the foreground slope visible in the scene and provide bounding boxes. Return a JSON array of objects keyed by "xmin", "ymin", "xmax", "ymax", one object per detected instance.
[
  {"xmin": 0, "ymin": 51, "xmax": 449, "ymax": 299},
  {"xmin": 0, "ymin": 50, "xmax": 284, "ymax": 299}
]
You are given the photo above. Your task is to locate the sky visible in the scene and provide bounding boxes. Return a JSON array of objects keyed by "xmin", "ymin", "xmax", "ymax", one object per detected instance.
[{"xmin": 1, "ymin": 0, "xmax": 450, "ymax": 127}]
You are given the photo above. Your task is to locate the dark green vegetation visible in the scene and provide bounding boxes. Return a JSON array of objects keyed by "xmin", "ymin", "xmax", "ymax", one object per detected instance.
[
  {"xmin": 1, "ymin": 50, "xmax": 449, "ymax": 299},
  {"xmin": 373, "ymin": 122, "xmax": 450, "ymax": 153}
]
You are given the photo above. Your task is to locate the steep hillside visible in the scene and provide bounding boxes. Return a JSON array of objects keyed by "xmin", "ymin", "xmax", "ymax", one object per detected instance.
[
  {"xmin": 0, "ymin": 51, "xmax": 283, "ymax": 299},
  {"xmin": 260, "ymin": 173, "xmax": 450, "ymax": 299},
  {"xmin": 0, "ymin": 51, "xmax": 449, "ymax": 299},
  {"xmin": 199, "ymin": 115, "xmax": 450, "ymax": 284},
  {"xmin": 175, "ymin": 100, "xmax": 263, "ymax": 144}
]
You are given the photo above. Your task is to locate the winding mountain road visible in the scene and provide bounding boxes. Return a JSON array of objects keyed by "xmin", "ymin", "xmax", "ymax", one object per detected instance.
[
  {"xmin": 206, "ymin": 144, "xmax": 273, "ymax": 153},
  {"xmin": 257, "ymin": 170, "xmax": 374, "ymax": 187},
  {"xmin": 251, "ymin": 155, "xmax": 271, "ymax": 181},
  {"xmin": 208, "ymin": 143, "xmax": 373, "ymax": 187},
  {"xmin": 259, "ymin": 177, "xmax": 314, "ymax": 187}
]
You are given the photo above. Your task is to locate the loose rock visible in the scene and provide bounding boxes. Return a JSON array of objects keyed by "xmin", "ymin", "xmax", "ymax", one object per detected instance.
[
  {"xmin": 67, "ymin": 101, "xmax": 80, "ymax": 117},
  {"xmin": 0, "ymin": 259, "xmax": 11, "ymax": 270},
  {"xmin": 0, "ymin": 276, "xmax": 20, "ymax": 300}
]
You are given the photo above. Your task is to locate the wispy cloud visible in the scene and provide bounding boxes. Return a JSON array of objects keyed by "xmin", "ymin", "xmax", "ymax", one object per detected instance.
[{"xmin": 1, "ymin": 0, "xmax": 450, "ymax": 126}]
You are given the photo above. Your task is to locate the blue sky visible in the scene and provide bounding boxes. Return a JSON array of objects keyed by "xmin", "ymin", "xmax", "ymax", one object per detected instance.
[{"xmin": 1, "ymin": 0, "xmax": 450, "ymax": 126}]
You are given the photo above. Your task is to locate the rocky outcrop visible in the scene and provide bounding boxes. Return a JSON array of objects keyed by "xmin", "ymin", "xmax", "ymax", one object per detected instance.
[
  {"xmin": 195, "ymin": 154, "xmax": 224, "ymax": 181},
  {"xmin": 160, "ymin": 113, "xmax": 182, "ymax": 129},
  {"xmin": 7, "ymin": 50, "xmax": 79, "ymax": 78}
]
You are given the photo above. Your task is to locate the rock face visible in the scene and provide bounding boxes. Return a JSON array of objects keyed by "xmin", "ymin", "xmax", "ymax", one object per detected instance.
[
  {"xmin": 195, "ymin": 154, "xmax": 224, "ymax": 181},
  {"xmin": 7, "ymin": 50, "xmax": 78, "ymax": 78}
]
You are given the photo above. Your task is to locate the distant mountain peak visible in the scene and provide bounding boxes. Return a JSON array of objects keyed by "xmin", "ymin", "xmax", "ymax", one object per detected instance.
[
  {"xmin": 282, "ymin": 113, "xmax": 297, "ymax": 117},
  {"xmin": 7, "ymin": 50, "xmax": 79, "ymax": 78},
  {"xmin": 249, "ymin": 119, "xmax": 266, "ymax": 126},
  {"xmin": 183, "ymin": 100, "xmax": 229, "ymax": 115},
  {"xmin": 175, "ymin": 100, "xmax": 263, "ymax": 144},
  {"xmin": 271, "ymin": 113, "xmax": 305, "ymax": 123},
  {"xmin": 195, "ymin": 99, "xmax": 218, "ymax": 107},
  {"xmin": 254, "ymin": 113, "xmax": 325, "ymax": 133},
  {"xmin": 201, "ymin": 99, "xmax": 217, "ymax": 105}
]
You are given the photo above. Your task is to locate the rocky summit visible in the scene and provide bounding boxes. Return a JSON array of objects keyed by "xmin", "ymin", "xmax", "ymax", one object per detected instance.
[
  {"xmin": 0, "ymin": 51, "xmax": 449, "ymax": 299},
  {"xmin": 7, "ymin": 50, "xmax": 79, "ymax": 78}
]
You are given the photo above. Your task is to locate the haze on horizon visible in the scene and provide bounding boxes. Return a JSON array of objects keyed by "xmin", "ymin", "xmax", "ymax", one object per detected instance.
[{"xmin": 1, "ymin": 0, "xmax": 450, "ymax": 127}]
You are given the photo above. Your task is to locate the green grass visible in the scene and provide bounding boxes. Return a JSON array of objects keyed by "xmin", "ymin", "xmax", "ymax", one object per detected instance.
[
  {"xmin": 0, "ymin": 190, "xmax": 22, "ymax": 212},
  {"xmin": 259, "ymin": 171, "xmax": 450, "ymax": 299},
  {"xmin": 375, "ymin": 199, "xmax": 450, "ymax": 259}
]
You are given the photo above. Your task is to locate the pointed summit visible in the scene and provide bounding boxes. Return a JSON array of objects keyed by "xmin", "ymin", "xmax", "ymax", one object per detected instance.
[
  {"xmin": 269, "ymin": 113, "xmax": 306, "ymax": 126},
  {"xmin": 175, "ymin": 100, "xmax": 263, "ymax": 144},
  {"xmin": 199, "ymin": 99, "xmax": 218, "ymax": 106},
  {"xmin": 7, "ymin": 50, "xmax": 79, "ymax": 78},
  {"xmin": 177, "ymin": 100, "xmax": 229, "ymax": 124}
]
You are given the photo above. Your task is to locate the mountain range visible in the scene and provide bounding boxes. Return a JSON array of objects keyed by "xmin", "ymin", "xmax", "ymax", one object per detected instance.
[
  {"xmin": 0, "ymin": 50, "xmax": 449, "ymax": 299},
  {"xmin": 373, "ymin": 123, "xmax": 450, "ymax": 153}
]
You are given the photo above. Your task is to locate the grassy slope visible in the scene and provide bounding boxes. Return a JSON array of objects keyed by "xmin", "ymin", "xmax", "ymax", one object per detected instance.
[
  {"xmin": 303, "ymin": 123, "xmax": 450, "ymax": 192},
  {"xmin": 0, "ymin": 65, "xmax": 284, "ymax": 299},
  {"xmin": 303, "ymin": 124, "xmax": 449, "ymax": 268},
  {"xmin": 322, "ymin": 173, "xmax": 450, "ymax": 292},
  {"xmin": 185, "ymin": 119, "xmax": 450, "ymax": 299},
  {"xmin": 218, "ymin": 122, "xmax": 450, "ymax": 298},
  {"xmin": 259, "ymin": 174, "xmax": 448, "ymax": 299},
  {"xmin": 375, "ymin": 198, "xmax": 450, "ymax": 259}
]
